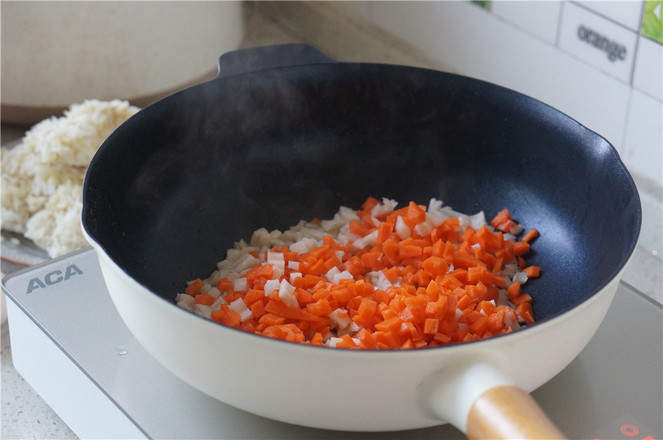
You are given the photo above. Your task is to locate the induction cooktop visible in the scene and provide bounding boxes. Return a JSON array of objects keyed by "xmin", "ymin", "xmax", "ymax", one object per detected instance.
[{"xmin": 3, "ymin": 248, "xmax": 662, "ymax": 439}]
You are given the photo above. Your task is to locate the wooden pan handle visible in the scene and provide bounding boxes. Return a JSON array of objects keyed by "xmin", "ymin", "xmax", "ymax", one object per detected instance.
[{"xmin": 466, "ymin": 385, "xmax": 567, "ymax": 440}]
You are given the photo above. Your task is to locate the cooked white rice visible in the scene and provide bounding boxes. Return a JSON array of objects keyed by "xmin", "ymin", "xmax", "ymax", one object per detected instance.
[{"xmin": 1, "ymin": 99, "xmax": 139, "ymax": 257}]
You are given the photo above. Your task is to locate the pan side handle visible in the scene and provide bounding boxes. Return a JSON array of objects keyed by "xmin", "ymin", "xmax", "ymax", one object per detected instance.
[
  {"xmin": 466, "ymin": 385, "xmax": 567, "ymax": 440},
  {"xmin": 216, "ymin": 43, "xmax": 336, "ymax": 78},
  {"xmin": 422, "ymin": 356, "xmax": 567, "ymax": 439}
]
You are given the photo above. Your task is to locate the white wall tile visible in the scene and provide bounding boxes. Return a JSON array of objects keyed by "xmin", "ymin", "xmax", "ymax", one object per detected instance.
[
  {"xmin": 575, "ymin": 0, "xmax": 644, "ymax": 31},
  {"xmin": 558, "ymin": 2, "xmax": 638, "ymax": 83},
  {"xmin": 633, "ymin": 35, "xmax": 663, "ymax": 100},
  {"xmin": 491, "ymin": 1, "xmax": 562, "ymax": 45},
  {"xmin": 623, "ymin": 89, "xmax": 663, "ymax": 186}
]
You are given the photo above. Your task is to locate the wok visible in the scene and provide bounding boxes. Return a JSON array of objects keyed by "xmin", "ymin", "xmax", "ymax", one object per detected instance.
[{"xmin": 82, "ymin": 44, "xmax": 641, "ymax": 438}]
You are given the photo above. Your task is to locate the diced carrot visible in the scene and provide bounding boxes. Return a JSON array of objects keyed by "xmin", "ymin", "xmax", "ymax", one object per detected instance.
[
  {"xmin": 344, "ymin": 256, "xmax": 365, "ymax": 278},
  {"xmin": 457, "ymin": 293, "xmax": 474, "ymax": 311},
  {"xmin": 185, "ymin": 197, "xmax": 540, "ymax": 350},
  {"xmin": 452, "ymin": 251, "xmax": 484, "ymax": 270},
  {"xmin": 331, "ymin": 286, "xmax": 354, "ymax": 304},
  {"xmin": 382, "ymin": 266, "xmax": 401, "ymax": 284},
  {"xmin": 467, "ymin": 266, "xmax": 506, "ymax": 287},
  {"xmin": 490, "ymin": 209, "xmax": 511, "ymax": 229},
  {"xmin": 374, "ymin": 316, "xmax": 404, "ymax": 333},
  {"xmin": 425, "ymin": 280, "xmax": 441, "ymax": 301},
  {"xmin": 307, "ymin": 258, "xmax": 327, "ymax": 276},
  {"xmin": 360, "ymin": 196, "xmax": 380, "ymax": 215},
  {"xmin": 323, "ymin": 254, "xmax": 342, "ymax": 271},
  {"xmin": 512, "ymin": 293, "xmax": 533, "ymax": 306},
  {"xmin": 487, "ymin": 308, "xmax": 506, "ymax": 333},
  {"xmin": 241, "ymin": 320, "xmax": 257, "ymax": 333},
  {"xmin": 211, "ymin": 305, "xmax": 241, "ymax": 328},
  {"xmin": 265, "ymin": 299, "xmax": 326, "ymax": 323},
  {"xmin": 421, "ymin": 255, "xmax": 449, "ymax": 278},
  {"xmin": 400, "ymin": 338, "xmax": 415, "ymax": 349},
  {"xmin": 258, "ymin": 313, "xmax": 286, "ymax": 327},
  {"xmin": 399, "ymin": 244, "xmax": 423, "ymax": 259},
  {"xmin": 469, "ymin": 316, "xmax": 489, "ymax": 337},
  {"xmin": 507, "ymin": 281, "xmax": 521, "ymax": 299},
  {"xmin": 407, "ymin": 201, "xmax": 427, "ymax": 224},
  {"xmin": 496, "ymin": 219, "xmax": 518, "ymax": 233},
  {"xmin": 223, "ymin": 291, "xmax": 243, "ymax": 304},
  {"xmin": 301, "ymin": 274, "xmax": 325, "ymax": 289},
  {"xmin": 306, "ymin": 299, "xmax": 333, "ymax": 317},
  {"xmin": 433, "ymin": 332, "xmax": 452, "ymax": 344},
  {"xmin": 296, "ymin": 287, "xmax": 314, "ymax": 305},
  {"xmin": 355, "ymin": 328, "xmax": 376, "ymax": 348},
  {"xmin": 380, "ymin": 239, "xmax": 399, "ymax": 261},
  {"xmin": 353, "ymin": 298, "xmax": 378, "ymax": 328},
  {"xmin": 461, "ymin": 227, "xmax": 476, "ymax": 243},
  {"xmin": 185, "ymin": 278, "xmax": 205, "ymax": 296},
  {"xmin": 466, "ymin": 282, "xmax": 489, "ymax": 302},
  {"xmin": 523, "ymin": 266, "xmax": 541, "ymax": 278},
  {"xmin": 517, "ymin": 302, "xmax": 535, "ymax": 325},
  {"xmin": 216, "ymin": 278, "xmax": 233, "ymax": 292},
  {"xmin": 438, "ymin": 319, "xmax": 459, "ymax": 337},
  {"xmin": 310, "ymin": 332, "xmax": 324, "ymax": 346},
  {"xmin": 308, "ymin": 244, "xmax": 331, "ymax": 261},
  {"xmin": 244, "ymin": 289, "xmax": 264, "ymax": 306},
  {"xmin": 522, "ymin": 228, "xmax": 539, "ymax": 243},
  {"xmin": 512, "ymin": 241, "xmax": 530, "ymax": 256},
  {"xmin": 335, "ymin": 334, "xmax": 359, "ymax": 349},
  {"xmin": 360, "ymin": 251, "xmax": 383, "ymax": 271},
  {"xmin": 423, "ymin": 318, "xmax": 439, "ymax": 335},
  {"xmin": 361, "ymin": 213, "xmax": 377, "ymax": 228},
  {"xmin": 261, "ymin": 324, "xmax": 306, "ymax": 342},
  {"xmin": 477, "ymin": 300, "xmax": 496, "ymax": 316},
  {"xmin": 246, "ymin": 264, "xmax": 274, "ymax": 287},
  {"xmin": 377, "ymin": 222, "xmax": 394, "ymax": 244},
  {"xmin": 194, "ymin": 293, "xmax": 216, "ymax": 306},
  {"xmin": 250, "ymin": 300, "xmax": 266, "ymax": 319}
]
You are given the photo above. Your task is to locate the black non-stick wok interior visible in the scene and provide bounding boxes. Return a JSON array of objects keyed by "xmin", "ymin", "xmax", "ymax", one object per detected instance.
[{"xmin": 83, "ymin": 46, "xmax": 640, "ymax": 325}]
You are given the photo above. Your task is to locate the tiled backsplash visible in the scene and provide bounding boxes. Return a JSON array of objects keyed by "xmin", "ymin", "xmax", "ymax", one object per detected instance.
[{"xmin": 558, "ymin": 2, "xmax": 639, "ymax": 82}]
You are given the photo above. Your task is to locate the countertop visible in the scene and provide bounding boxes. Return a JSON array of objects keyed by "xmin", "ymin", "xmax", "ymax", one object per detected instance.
[{"xmin": 2, "ymin": 4, "xmax": 662, "ymax": 439}]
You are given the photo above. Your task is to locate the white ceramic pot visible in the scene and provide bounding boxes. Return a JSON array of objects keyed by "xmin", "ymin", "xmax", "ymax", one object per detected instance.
[
  {"xmin": 1, "ymin": 1, "xmax": 244, "ymax": 124},
  {"xmin": 80, "ymin": 44, "xmax": 641, "ymax": 438}
]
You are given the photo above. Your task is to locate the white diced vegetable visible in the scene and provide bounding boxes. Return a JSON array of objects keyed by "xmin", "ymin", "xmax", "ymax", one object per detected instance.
[
  {"xmin": 263, "ymin": 279, "xmax": 280, "ymax": 296},
  {"xmin": 469, "ymin": 211, "xmax": 487, "ymax": 230},
  {"xmin": 290, "ymin": 237, "xmax": 319, "ymax": 254},
  {"xmin": 395, "ymin": 216, "xmax": 411, "ymax": 240},
  {"xmin": 175, "ymin": 293, "xmax": 194, "ymax": 311},
  {"xmin": 324, "ymin": 266, "xmax": 340, "ymax": 283},
  {"xmin": 371, "ymin": 198, "xmax": 398, "ymax": 217},
  {"xmin": 278, "ymin": 279, "xmax": 299, "ymax": 308},
  {"xmin": 229, "ymin": 298, "xmax": 253, "ymax": 322},
  {"xmin": 233, "ymin": 277, "xmax": 248, "ymax": 292},
  {"xmin": 329, "ymin": 308, "xmax": 352, "ymax": 331},
  {"xmin": 193, "ymin": 304, "xmax": 212, "ymax": 319}
]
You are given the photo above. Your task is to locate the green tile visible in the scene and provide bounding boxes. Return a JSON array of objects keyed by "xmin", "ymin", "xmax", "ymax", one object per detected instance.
[
  {"xmin": 470, "ymin": 0, "xmax": 491, "ymax": 12},
  {"xmin": 642, "ymin": 0, "xmax": 663, "ymax": 43}
]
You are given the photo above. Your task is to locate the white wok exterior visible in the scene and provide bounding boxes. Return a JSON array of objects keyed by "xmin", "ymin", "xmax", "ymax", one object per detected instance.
[{"xmin": 87, "ymin": 234, "xmax": 623, "ymax": 432}]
